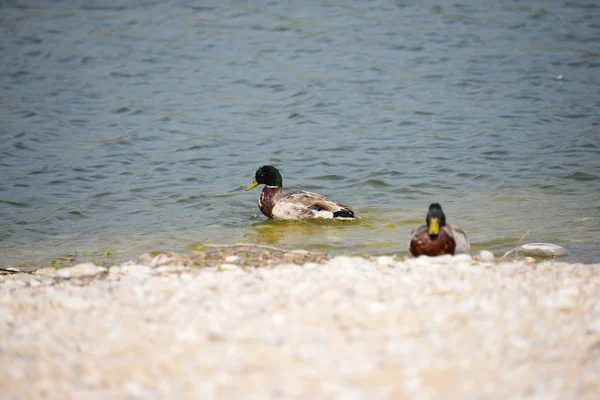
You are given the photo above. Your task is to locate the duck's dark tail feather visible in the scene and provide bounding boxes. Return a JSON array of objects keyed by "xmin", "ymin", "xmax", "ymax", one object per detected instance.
[{"xmin": 333, "ymin": 209, "xmax": 356, "ymax": 219}]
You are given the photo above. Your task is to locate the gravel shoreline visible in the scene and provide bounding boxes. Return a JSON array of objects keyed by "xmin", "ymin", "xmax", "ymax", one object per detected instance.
[{"xmin": 1, "ymin": 250, "xmax": 599, "ymax": 399}]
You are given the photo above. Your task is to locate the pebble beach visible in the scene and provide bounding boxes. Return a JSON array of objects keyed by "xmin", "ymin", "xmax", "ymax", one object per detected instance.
[{"xmin": 1, "ymin": 248, "xmax": 599, "ymax": 399}]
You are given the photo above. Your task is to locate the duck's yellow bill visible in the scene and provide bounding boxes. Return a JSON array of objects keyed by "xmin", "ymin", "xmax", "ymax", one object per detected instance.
[
  {"xmin": 246, "ymin": 180, "xmax": 259, "ymax": 191},
  {"xmin": 428, "ymin": 217, "xmax": 440, "ymax": 235}
]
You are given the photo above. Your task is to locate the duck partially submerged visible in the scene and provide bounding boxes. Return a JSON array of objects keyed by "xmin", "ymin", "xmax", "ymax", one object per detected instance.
[
  {"xmin": 246, "ymin": 165, "xmax": 359, "ymax": 220},
  {"xmin": 409, "ymin": 203, "xmax": 469, "ymax": 256}
]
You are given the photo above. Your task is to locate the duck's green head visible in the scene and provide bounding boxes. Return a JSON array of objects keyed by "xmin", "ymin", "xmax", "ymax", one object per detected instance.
[
  {"xmin": 246, "ymin": 165, "xmax": 283, "ymax": 191},
  {"xmin": 426, "ymin": 203, "xmax": 447, "ymax": 237}
]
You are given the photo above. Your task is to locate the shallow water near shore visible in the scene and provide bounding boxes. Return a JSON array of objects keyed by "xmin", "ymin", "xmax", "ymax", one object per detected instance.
[{"xmin": 1, "ymin": 1, "xmax": 599, "ymax": 267}]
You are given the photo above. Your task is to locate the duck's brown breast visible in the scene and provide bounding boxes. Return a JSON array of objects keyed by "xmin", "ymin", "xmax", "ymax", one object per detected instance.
[
  {"xmin": 258, "ymin": 186, "xmax": 282, "ymax": 218},
  {"xmin": 410, "ymin": 227, "xmax": 457, "ymax": 257}
]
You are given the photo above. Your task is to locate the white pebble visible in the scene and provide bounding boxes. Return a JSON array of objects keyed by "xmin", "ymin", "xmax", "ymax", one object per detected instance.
[
  {"xmin": 368, "ymin": 302, "xmax": 387, "ymax": 313},
  {"xmin": 303, "ymin": 262, "xmax": 319, "ymax": 270},
  {"xmin": 28, "ymin": 279, "xmax": 41, "ymax": 287},
  {"xmin": 428, "ymin": 254, "xmax": 453, "ymax": 264},
  {"xmin": 271, "ymin": 314, "xmax": 286, "ymax": 326},
  {"xmin": 325, "ymin": 256, "xmax": 352, "ymax": 269},
  {"xmin": 260, "ymin": 331, "xmax": 282, "ymax": 345},
  {"xmin": 207, "ymin": 323, "xmax": 224, "ymax": 341},
  {"xmin": 453, "ymin": 253, "xmax": 472, "ymax": 263},
  {"xmin": 376, "ymin": 256, "xmax": 396, "ymax": 266},
  {"xmin": 57, "ymin": 263, "xmax": 100, "ymax": 278},
  {"xmin": 56, "ymin": 269, "xmax": 71, "ymax": 278},
  {"xmin": 123, "ymin": 382, "xmax": 148, "ymax": 398},
  {"xmin": 416, "ymin": 256, "xmax": 434, "ymax": 268},
  {"xmin": 176, "ymin": 328, "xmax": 198, "ymax": 342},
  {"xmin": 35, "ymin": 267, "xmax": 57, "ymax": 276},
  {"xmin": 120, "ymin": 264, "xmax": 152, "ymax": 277},
  {"xmin": 454, "ymin": 262, "xmax": 474, "ymax": 271},
  {"xmin": 225, "ymin": 255, "xmax": 240, "ymax": 263},
  {"xmin": 479, "ymin": 250, "xmax": 495, "ymax": 262},
  {"xmin": 586, "ymin": 320, "xmax": 600, "ymax": 333},
  {"xmin": 56, "ymin": 294, "xmax": 92, "ymax": 311},
  {"xmin": 508, "ymin": 335, "xmax": 530, "ymax": 349},
  {"xmin": 553, "ymin": 295, "xmax": 577, "ymax": 311},
  {"xmin": 1, "ymin": 279, "xmax": 27, "ymax": 289},
  {"xmin": 558, "ymin": 287, "xmax": 579, "ymax": 297}
]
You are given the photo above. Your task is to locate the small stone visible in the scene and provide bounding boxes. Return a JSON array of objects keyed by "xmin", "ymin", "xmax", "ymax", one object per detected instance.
[
  {"xmin": 508, "ymin": 335, "xmax": 530, "ymax": 349},
  {"xmin": 368, "ymin": 302, "xmax": 387, "ymax": 313},
  {"xmin": 415, "ymin": 256, "xmax": 438, "ymax": 268},
  {"xmin": 179, "ymin": 273, "xmax": 194, "ymax": 281},
  {"xmin": 479, "ymin": 250, "xmax": 495, "ymax": 262},
  {"xmin": 224, "ymin": 255, "xmax": 240, "ymax": 263},
  {"xmin": 120, "ymin": 264, "xmax": 152, "ymax": 277},
  {"xmin": 150, "ymin": 252, "xmax": 183, "ymax": 268},
  {"xmin": 586, "ymin": 320, "xmax": 600, "ymax": 334},
  {"xmin": 271, "ymin": 314, "xmax": 286, "ymax": 326},
  {"xmin": 303, "ymin": 262, "xmax": 319, "ymax": 270},
  {"xmin": 394, "ymin": 261, "xmax": 408, "ymax": 271},
  {"xmin": 123, "ymin": 382, "xmax": 148, "ymax": 398},
  {"xmin": 290, "ymin": 250, "xmax": 309, "ymax": 256},
  {"xmin": 555, "ymin": 296, "xmax": 577, "ymax": 311},
  {"xmin": 56, "ymin": 294, "xmax": 92, "ymax": 311},
  {"xmin": 559, "ymin": 287, "xmax": 580, "ymax": 297},
  {"xmin": 56, "ymin": 269, "xmax": 71, "ymax": 278},
  {"xmin": 207, "ymin": 324, "xmax": 224, "ymax": 341},
  {"xmin": 429, "ymin": 254, "xmax": 453, "ymax": 264},
  {"xmin": 218, "ymin": 263, "xmax": 238, "ymax": 271},
  {"xmin": 176, "ymin": 328, "xmax": 198, "ymax": 342},
  {"xmin": 454, "ymin": 262, "xmax": 474, "ymax": 271},
  {"xmin": 259, "ymin": 331, "xmax": 282, "ymax": 345},
  {"xmin": 453, "ymin": 254, "xmax": 472, "ymax": 263},
  {"xmin": 105, "ymin": 273, "xmax": 120, "ymax": 282},
  {"xmin": 135, "ymin": 253, "xmax": 154, "ymax": 266},
  {"xmin": 376, "ymin": 256, "xmax": 396, "ymax": 266},
  {"xmin": 2, "ymin": 279, "xmax": 27, "ymax": 289},
  {"xmin": 57, "ymin": 263, "xmax": 100, "ymax": 278},
  {"xmin": 35, "ymin": 267, "xmax": 57, "ymax": 276},
  {"xmin": 28, "ymin": 279, "xmax": 41, "ymax": 287},
  {"xmin": 404, "ymin": 258, "xmax": 420, "ymax": 269},
  {"xmin": 9, "ymin": 274, "xmax": 38, "ymax": 284},
  {"xmin": 34, "ymin": 275, "xmax": 53, "ymax": 285},
  {"xmin": 155, "ymin": 266, "xmax": 188, "ymax": 274},
  {"xmin": 325, "ymin": 256, "xmax": 352, "ymax": 269}
]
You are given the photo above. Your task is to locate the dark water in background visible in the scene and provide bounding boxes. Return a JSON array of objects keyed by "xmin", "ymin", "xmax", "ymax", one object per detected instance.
[{"xmin": 1, "ymin": 0, "xmax": 599, "ymax": 267}]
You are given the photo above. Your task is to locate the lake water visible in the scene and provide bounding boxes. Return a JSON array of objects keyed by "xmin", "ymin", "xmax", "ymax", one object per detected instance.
[{"xmin": 1, "ymin": 0, "xmax": 599, "ymax": 268}]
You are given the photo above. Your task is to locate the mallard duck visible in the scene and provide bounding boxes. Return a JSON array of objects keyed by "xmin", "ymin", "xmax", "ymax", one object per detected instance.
[
  {"xmin": 409, "ymin": 203, "xmax": 469, "ymax": 256},
  {"xmin": 245, "ymin": 165, "xmax": 359, "ymax": 220}
]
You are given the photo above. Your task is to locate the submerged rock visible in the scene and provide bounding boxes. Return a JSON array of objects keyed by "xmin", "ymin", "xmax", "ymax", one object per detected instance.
[
  {"xmin": 520, "ymin": 243, "xmax": 567, "ymax": 257},
  {"xmin": 504, "ymin": 243, "xmax": 568, "ymax": 259}
]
